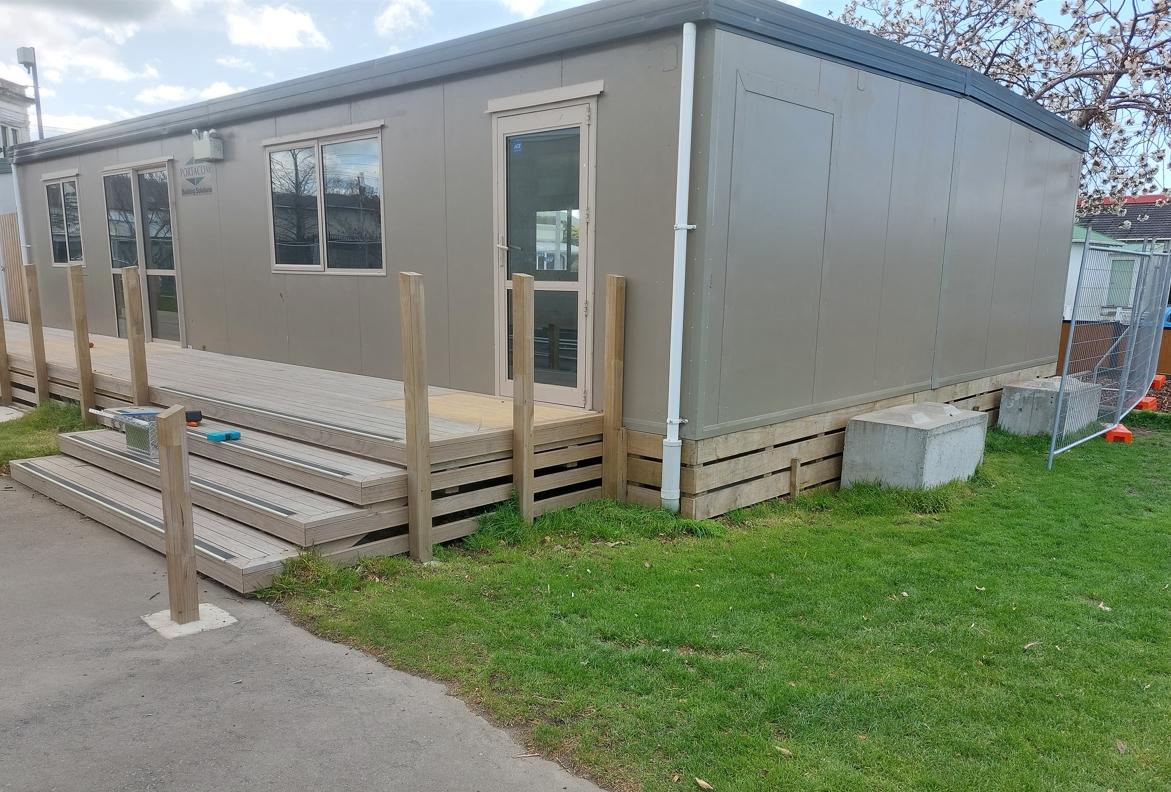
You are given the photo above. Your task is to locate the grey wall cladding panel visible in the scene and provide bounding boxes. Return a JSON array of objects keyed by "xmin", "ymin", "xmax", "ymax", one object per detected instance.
[
  {"xmin": 872, "ymin": 84, "xmax": 958, "ymax": 392},
  {"xmin": 717, "ymin": 78, "xmax": 832, "ymax": 424},
  {"xmin": 1028, "ymin": 144, "xmax": 1081, "ymax": 362},
  {"xmin": 811, "ymin": 61, "xmax": 900, "ymax": 404},
  {"xmin": 933, "ymin": 103, "xmax": 1013, "ymax": 384},
  {"xmin": 984, "ymin": 125, "xmax": 1049, "ymax": 371}
]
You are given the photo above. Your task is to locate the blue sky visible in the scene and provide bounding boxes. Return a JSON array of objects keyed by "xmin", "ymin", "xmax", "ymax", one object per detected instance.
[{"xmin": 0, "ymin": 0, "xmax": 831, "ymax": 137}]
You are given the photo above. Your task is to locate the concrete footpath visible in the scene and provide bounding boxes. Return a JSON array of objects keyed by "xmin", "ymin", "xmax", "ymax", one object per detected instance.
[{"xmin": 0, "ymin": 477, "xmax": 602, "ymax": 792}]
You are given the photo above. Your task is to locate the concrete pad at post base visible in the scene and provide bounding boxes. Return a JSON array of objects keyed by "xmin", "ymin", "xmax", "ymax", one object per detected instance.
[
  {"xmin": 143, "ymin": 603, "xmax": 237, "ymax": 639},
  {"xmin": 841, "ymin": 402, "xmax": 988, "ymax": 490},
  {"xmin": 998, "ymin": 376, "xmax": 1102, "ymax": 436}
]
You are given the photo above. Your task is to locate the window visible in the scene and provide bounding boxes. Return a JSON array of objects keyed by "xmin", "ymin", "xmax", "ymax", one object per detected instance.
[
  {"xmin": 45, "ymin": 178, "xmax": 83, "ymax": 264},
  {"xmin": 0, "ymin": 125, "xmax": 20, "ymax": 158},
  {"xmin": 267, "ymin": 131, "xmax": 383, "ymax": 272}
]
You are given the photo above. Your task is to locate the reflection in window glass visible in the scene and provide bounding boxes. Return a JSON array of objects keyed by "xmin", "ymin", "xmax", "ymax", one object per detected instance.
[
  {"xmin": 322, "ymin": 137, "xmax": 382, "ymax": 270},
  {"xmin": 46, "ymin": 180, "xmax": 84, "ymax": 263},
  {"xmin": 505, "ymin": 127, "xmax": 579, "ymax": 282},
  {"xmin": 507, "ymin": 290, "xmax": 579, "ymax": 389},
  {"xmin": 62, "ymin": 181, "xmax": 83, "ymax": 262},
  {"xmin": 103, "ymin": 173, "xmax": 137, "ymax": 269},
  {"xmin": 270, "ymin": 146, "xmax": 320, "ymax": 266},
  {"xmin": 46, "ymin": 182, "xmax": 67, "ymax": 263},
  {"xmin": 137, "ymin": 170, "xmax": 174, "ymax": 270}
]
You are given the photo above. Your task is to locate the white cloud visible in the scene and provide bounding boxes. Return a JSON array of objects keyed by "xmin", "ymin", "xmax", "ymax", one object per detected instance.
[
  {"xmin": 199, "ymin": 80, "xmax": 245, "ymax": 99},
  {"xmin": 42, "ymin": 112, "xmax": 113, "ymax": 135},
  {"xmin": 0, "ymin": 4, "xmax": 157, "ymax": 84},
  {"xmin": 225, "ymin": 4, "xmax": 329, "ymax": 50},
  {"xmin": 135, "ymin": 83, "xmax": 191, "ymax": 104},
  {"xmin": 375, "ymin": 0, "xmax": 431, "ymax": 38},
  {"xmin": 499, "ymin": 0, "xmax": 544, "ymax": 18},
  {"xmin": 215, "ymin": 55, "xmax": 253, "ymax": 70},
  {"xmin": 134, "ymin": 80, "xmax": 246, "ymax": 106}
]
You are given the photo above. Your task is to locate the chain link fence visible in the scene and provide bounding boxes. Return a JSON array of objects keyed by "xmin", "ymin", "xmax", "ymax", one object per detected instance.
[{"xmin": 1048, "ymin": 240, "xmax": 1171, "ymax": 467}]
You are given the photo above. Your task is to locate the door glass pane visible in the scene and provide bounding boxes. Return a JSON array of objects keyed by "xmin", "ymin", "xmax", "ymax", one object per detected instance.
[
  {"xmin": 61, "ymin": 181, "xmax": 83, "ymax": 261},
  {"xmin": 322, "ymin": 137, "xmax": 382, "ymax": 269},
  {"xmin": 269, "ymin": 146, "xmax": 320, "ymax": 266},
  {"xmin": 46, "ymin": 182, "xmax": 67, "ymax": 263},
  {"xmin": 137, "ymin": 170, "xmax": 174, "ymax": 271},
  {"xmin": 112, "ymin": 272, "xmax": 127, "ymax": 339},
  {"xmin": 147, "ymin": 274, "xmax": 180, "ymax": 342},
  {"xmin": 505, "ymin": 127, "xmax": 580, "ymax": 282},
  {"xmin": 103, "ymin": 173, "xmax": 137, "ymax": 269},
  {"xmin": 507, "ymin": 290, "xmax": 579, "ymax": 388}
]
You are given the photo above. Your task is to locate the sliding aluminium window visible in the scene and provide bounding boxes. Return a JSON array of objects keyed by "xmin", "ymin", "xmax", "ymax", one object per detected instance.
[
  {"xmin": 266, "ymin": 130, "xmax": 384, "ymax": 273},
  {"xmin": 45, "ymin": 177, "xmax": 84, "ymax": 265}
]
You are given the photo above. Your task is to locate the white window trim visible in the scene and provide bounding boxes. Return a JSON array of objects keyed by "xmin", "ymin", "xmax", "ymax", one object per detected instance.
[
  {"xmin": 43, "ymin": 175, "xmax": 86, "ymax": 268},
  {"xmin": 265, "ymin": 127, "xmax": 388, "ymax": 276},
  {"xmin": 485, "ymin": 81, "xmax": 604, "ymax": 115}
]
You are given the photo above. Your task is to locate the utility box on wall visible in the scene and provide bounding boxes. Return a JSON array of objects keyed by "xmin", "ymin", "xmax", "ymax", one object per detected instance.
[{"xmin": 192, "ymin": 130, "xmax": 223, "ymax": 162}]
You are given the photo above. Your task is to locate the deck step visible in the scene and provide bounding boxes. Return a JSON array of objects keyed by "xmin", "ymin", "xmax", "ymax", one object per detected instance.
[
  {"xmin": 11, "ymin": 455, "xmax": 301, "ymax": 593},
  {"xmin": 59, "ymin": 430, "xmax": 408, "ymax": 545},
  {"xmin": 152, "ymin": 385, "xmax": 408, "ymax": 464},
  {"xmin": 187, "ymin": 419, "xmax": 406, "ymax": 505}
]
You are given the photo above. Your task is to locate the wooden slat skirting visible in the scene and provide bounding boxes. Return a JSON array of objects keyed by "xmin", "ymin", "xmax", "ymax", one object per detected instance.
[{"xmin": 627, "ymin": 363, "xmax": 1055, "ymax": 519}]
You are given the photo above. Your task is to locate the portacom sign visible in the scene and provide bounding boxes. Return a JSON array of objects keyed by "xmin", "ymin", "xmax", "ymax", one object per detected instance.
[{"xmin": 180, "ymin": 158, "xmax": 214, "ymax": 197}]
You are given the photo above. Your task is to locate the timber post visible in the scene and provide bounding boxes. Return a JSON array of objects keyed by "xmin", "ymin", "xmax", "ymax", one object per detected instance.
[
  {"xmin": 512, "ymin": 273, "xmax": 535, "ymax": 522},
  {"xmin": 601, "ymin": 274, "xmax": 627, "ymax": 500},
  {"xmin": 399, "ymin": 271, "xmax": 433, "ymax": 562},
  {"xmin": 122, "ymin": 266, "xmax": 151, "ymax": 406},
  {"xmin": 22, "ymin": 263, "xmax": 50, "ymax": 405},
  {"xmin": 67, "ymin": 264, "xmax": 97, "ymax": 424},
  {"xmin": 157, "ymin": 405, "xmax": 200, "ymax": 625}
]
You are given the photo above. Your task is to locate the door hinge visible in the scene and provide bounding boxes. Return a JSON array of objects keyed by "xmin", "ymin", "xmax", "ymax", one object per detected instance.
[
  {"xmin": 585, "ymin": 105, "xmax": 592, "ymax": 126},
  {"xmin": 583, "ymin": 298, "xmax": 589, "ymax": 319}
]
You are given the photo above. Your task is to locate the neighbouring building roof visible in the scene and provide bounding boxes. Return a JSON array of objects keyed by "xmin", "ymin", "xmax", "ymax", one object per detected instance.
[
  {"xmin": 0, "ymin": 78, "xmax": 33, "ymax": 109},
  {"xmin": 1072, "ymin": 224, "xmax": 1126, "ymax": 247},
  {"xmin": 1081, "ymin": 195, "xmax": 1171, "ymax": 242},
  {"xmin": 9, "ymin": 0, "xmax": 1088, "ymax": 165}
]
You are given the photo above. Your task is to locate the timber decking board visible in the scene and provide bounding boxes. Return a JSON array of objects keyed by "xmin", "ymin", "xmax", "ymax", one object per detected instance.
[
  {"xmin": 187, "ymin": 418, "xmax": 407, "ymax": 504},
  {"xmin": 3, "ymin": 321, "xmax": 594, "ymax": 452},
  {"xmin": 58, "ymin": 430, "xmax": 407, "ymax": 546}
]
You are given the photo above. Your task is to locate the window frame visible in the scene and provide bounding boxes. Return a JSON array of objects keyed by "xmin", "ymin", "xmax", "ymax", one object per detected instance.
[
  {"xmin": 264, "ymin": 125, "xmax": 387, "ymax": 276},
  {"xmin": 43, "ymin": 175, "xmax": 86, "ymax": 267}
]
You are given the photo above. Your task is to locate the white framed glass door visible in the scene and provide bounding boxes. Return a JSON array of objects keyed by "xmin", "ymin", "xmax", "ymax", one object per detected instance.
[
  {"xmin": 102, "ymin": 165, "xmax": 182, "ymax": 343},
  {"xmin": 493, "ymin": 103, "xmax": 594, "ymax": 407}
]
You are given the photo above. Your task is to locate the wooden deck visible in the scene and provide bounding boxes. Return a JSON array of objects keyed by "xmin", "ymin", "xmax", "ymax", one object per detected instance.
[
  {"xmin": 3, "ymin": 316, "xmax": 609, "ymax": 592},
  {"xmin": 3, "ymin": 320, "xmax": 592, "ymax": 459}
]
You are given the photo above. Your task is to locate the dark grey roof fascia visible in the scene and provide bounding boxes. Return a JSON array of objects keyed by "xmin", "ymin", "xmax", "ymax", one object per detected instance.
[{"xmin": 11, "ymin": 0, "xmax": 1087, "ymax": 164}]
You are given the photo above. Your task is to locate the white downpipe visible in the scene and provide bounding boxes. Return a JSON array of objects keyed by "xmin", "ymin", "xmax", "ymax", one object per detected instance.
[{"xmin": 661, "ymin": 21, "xmax": 697, "ymax": 513}]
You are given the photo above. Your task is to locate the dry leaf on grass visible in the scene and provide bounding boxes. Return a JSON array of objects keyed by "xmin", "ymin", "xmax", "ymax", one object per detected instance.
[
  {"xmin": 695, "ymin": 778, "xmax": 714, "ymax": 790},
  {"xmin": 775, "ymin": 746, "xmax": 794, "ymax": 758},
  {"xmin": 1098, "ymin": 601, "xmax": 1113, "ymax": 612},
  {"xmin": 1024, "ymin": 641, "xmax": 1041, "ymax": 650},
  {"xmin": 1115, "ymin": 740, "xmax": 1128, "ymax": 754}
]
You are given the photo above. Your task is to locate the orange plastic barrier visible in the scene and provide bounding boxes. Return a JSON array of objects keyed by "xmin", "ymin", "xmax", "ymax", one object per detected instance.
[{"xmin": 1105, "ymin": 424, "xmax": 1134, "ymax": 444}]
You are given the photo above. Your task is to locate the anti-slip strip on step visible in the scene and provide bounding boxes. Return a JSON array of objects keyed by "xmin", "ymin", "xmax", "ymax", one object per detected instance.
[
  {"xmin": 69, "ymin": 436, "xmax": 298, "ymax": 517},
  {"xmin": 187, "ymin": 430, "xmax": 355, "ymax": 479},
  {"xmin": 16, "ymin": 461, "xmax": 236, "ymax": 562},
  {"xmin": 161, "ymin": 387, "xmax": 403, "ymax": 442}
]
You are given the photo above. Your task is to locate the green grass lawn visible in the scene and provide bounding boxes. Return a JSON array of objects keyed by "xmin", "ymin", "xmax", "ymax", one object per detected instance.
[
  {"xmin": 0, "ymin": 402, "xmax": 87, "ymax": 474},
  {"xmin": 267, "ymin": 420, "xmax": 1171, "ymax": 790}
]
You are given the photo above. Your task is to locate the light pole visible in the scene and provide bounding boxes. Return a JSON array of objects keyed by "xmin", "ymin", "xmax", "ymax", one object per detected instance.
[{"xmin": 16, "ymin": 47, "xmax": 44, "ymax": 140}]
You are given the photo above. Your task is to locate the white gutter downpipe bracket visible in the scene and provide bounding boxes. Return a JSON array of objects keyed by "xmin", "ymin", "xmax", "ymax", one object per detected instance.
[{"xmin": 661, "ymin": 22, "xmax": 697, "ymax": 513}]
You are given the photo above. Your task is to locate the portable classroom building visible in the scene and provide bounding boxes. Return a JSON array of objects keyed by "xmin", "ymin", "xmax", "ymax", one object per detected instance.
[{"xmin": 9, "ymin": 0, "xmax": 1088, "ymax": 517}]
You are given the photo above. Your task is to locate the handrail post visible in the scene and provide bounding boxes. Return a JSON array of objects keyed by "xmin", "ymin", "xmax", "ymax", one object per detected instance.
[
  {"xmin": 512, "ymin": 274, "xmax": 535, "ymax": 522},
  {"xmin": 602, "ymin": 274, "xmax": 627, "ymax": 500},
  {"xmin": 157, "ymin": 404, "xmax": 199, "ymax": 625},
  {"xmin": 122, "ymin": 266, "xmax": 150, "ymax": 405},
  {"xmin": 399, "ymin": 272, "xmax": 433, "ymax": 562},
  {"xmin": 67, "ymin": 264, "xmax": 97, "ymax": 424},
  {"xmin": 23, "ymin": 263, "xmax": 49, "ymax": 405}
]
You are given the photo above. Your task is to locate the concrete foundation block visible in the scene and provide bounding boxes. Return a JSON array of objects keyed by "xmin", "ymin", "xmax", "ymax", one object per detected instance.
[
  {"xmin": 841, "ymin": 402, "xmax": 988, "ymax": 490},
  {"xmin": 997, "ymin": 376, "xmax": 1102, "ymax": 436}
]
